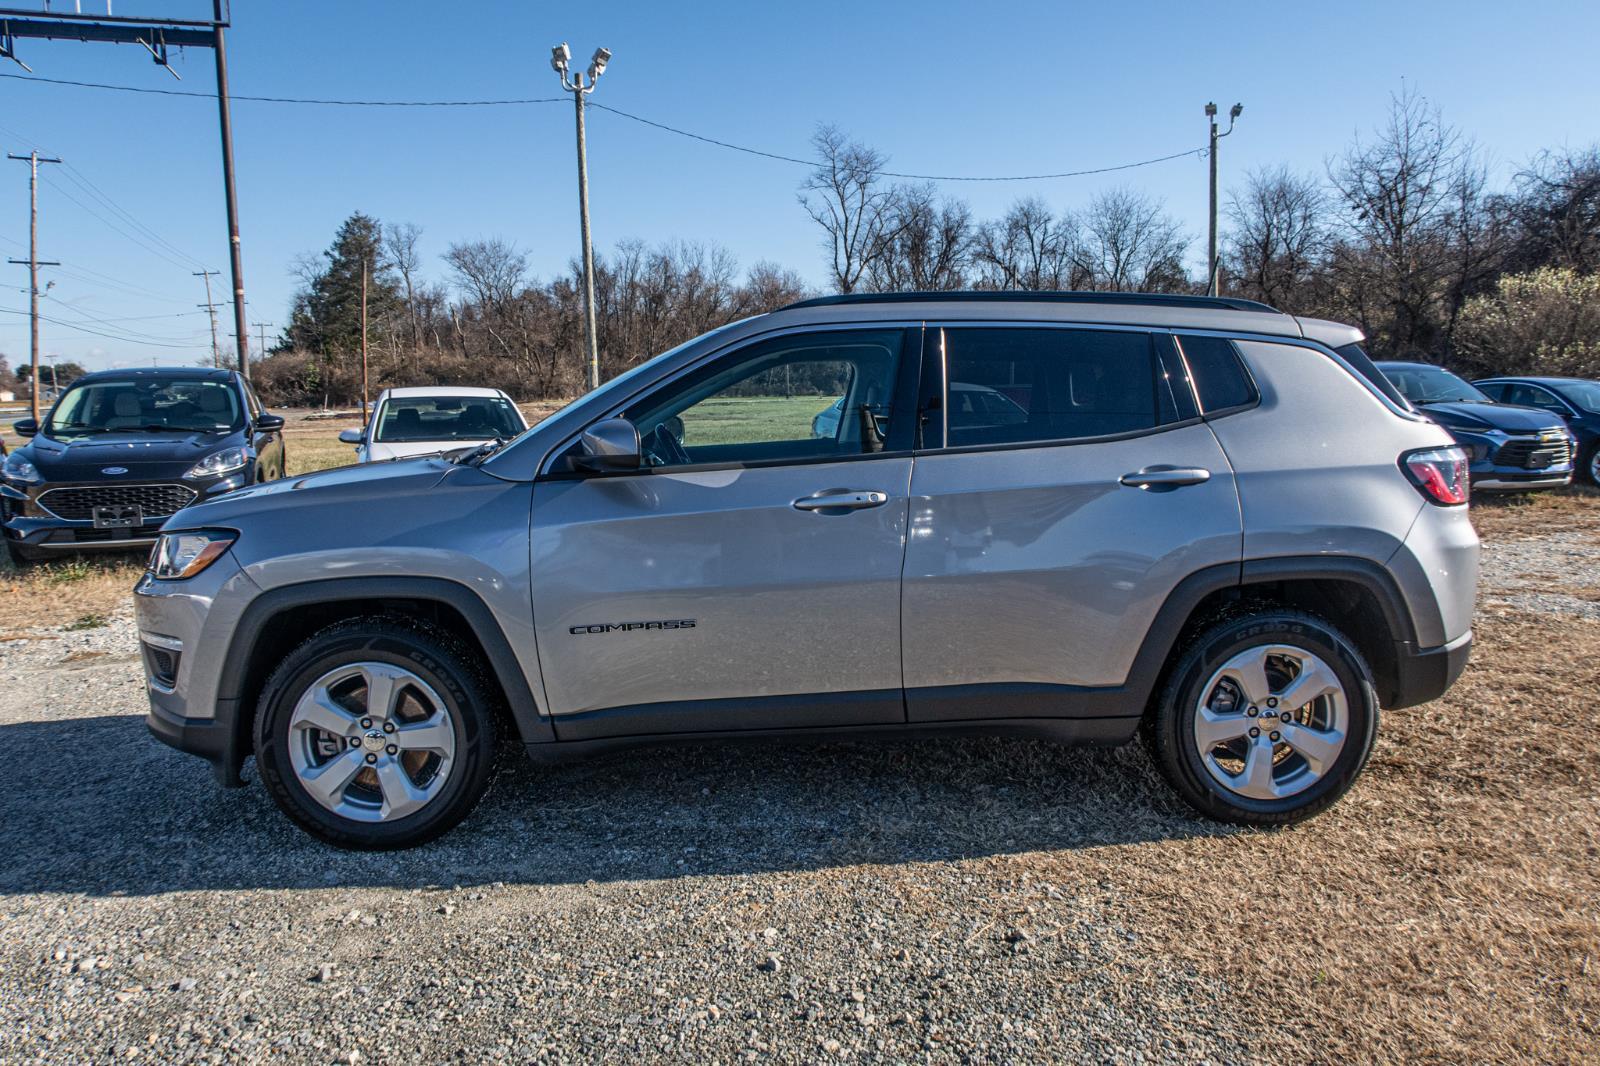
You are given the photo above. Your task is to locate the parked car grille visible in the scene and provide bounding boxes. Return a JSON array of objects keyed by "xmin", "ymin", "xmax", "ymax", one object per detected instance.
[
  {"xmin": 1494, "ymin": 431, "xmax": 1573, "ymax": 471},
  {"xmin": 37, "ymin": 483, "xmax": 197, "ymax": 521}
]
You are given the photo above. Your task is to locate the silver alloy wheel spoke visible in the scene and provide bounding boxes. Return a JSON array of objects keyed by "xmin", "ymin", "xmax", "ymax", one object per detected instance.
[
  {"xmin": 299, "ymin": 749, "xmax": 367, "ymax": 806},
  {"xmin": 360, "ymin": 664, "xmax": 407, "ymax": 722},
  {"xmin": 1279, "ymin": 721, "xmax": 1344, "ymax": 775},
  {"xmin": 394, "ymin": 716, "xmax": 453, "ymax": 754},
  {"xmin": 1194, "ymin": 706, "xmax": 1251, "ymax": 749},
  {"xmin": 1274, "ymin": 659, "xmax": 1341, "ymax": 713},
  {"xmin": 293, "ymin": 690, "xmax": 358, "ymax": 736},
  {"xmin": 1193, "ymin": 642, "xmax": 1350, "ymax": 803},
  {"xmin": 1239, "ymin": 734, "xmax": 1280, "ymax": 799},
  {"xmin": 286, "ymin": 661, "xmax": 457, "ymax": 824},
  {"xmin": 374, "ymin": 759, "xmax": 430, "ymax": 819}
]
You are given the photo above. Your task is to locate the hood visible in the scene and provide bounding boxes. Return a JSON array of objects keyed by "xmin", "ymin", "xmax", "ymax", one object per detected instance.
[
  {"xmin": 171, "ymin": 454, "xmax": 456, "ymax": 528},
  {"xmin": 1417, "ymin": 400, "xmax": 1567, "ymax": 433},
  {"xmin": 22, "ymin": 428, "xmax": 243, "ymax": 482}
]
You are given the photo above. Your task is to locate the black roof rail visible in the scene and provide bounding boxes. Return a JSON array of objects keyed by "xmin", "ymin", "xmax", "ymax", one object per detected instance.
[{"xmin": 780, "ymin": 290, "xmax": 1283, "ymax": 314}]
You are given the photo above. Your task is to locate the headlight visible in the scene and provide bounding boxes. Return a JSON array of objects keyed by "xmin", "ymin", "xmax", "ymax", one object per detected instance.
[
  {"xmin": 150, "ymin": 530, "xmax": 236, "ymax": 580},
  {"xmin": 2, "ymin": 451, "xmax": 40, "ymax": 484},
  {"xmin": 184, "ymin": 447, "xmax": 251, "ymax": 481}
]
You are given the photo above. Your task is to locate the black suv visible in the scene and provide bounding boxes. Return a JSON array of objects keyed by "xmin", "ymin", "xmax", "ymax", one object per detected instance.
[{"xmin": 2, "ymin": 367, "xmax": 285, "ymax": 565}]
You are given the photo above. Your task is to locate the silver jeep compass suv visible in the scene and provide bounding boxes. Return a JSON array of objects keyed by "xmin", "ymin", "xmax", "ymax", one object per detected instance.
[{"xmin": 136, "ymin": 293, "xmax": 1477, "ymax": 849}]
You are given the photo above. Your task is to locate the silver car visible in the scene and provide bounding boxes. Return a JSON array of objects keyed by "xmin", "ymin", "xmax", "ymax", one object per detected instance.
[{"xmin": 136, "ymin": 293, "xmax": 1478, "ymax": 849}]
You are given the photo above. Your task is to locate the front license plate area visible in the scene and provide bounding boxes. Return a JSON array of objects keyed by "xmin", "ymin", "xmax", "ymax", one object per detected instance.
[
  {"xmin": 1524, "ymin": 449, "xmax": 1556, "ymax": 470},
  {"xmin": 92, "ymin": 505, "xmax": 143, "ymax": 529}
]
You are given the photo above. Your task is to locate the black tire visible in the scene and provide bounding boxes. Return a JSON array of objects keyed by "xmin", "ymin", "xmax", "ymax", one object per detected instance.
[
  {"xmin": 1146, "ymin": 610, "xmax": 1378, "ymax": 826},
  {"xmin": 4, "ymin": 537, "xmax": 40, "ymax": 569},
  {"xmin": 254, "ymin": 617, "xmax": 499, "ymax": 850},
  {"xmin": 1580, "ymin": 440, "xmax": 1600, "ymax": 487}
]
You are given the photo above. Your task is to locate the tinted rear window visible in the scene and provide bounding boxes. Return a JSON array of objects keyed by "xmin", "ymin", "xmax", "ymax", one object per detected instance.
[
  {"xmin": 941, "ymin": 328, "xmax": 1179, "ymax": 447},
  {"xmin": 1174, "ymin": 335, "xmax": 1258, "ymax": 413}
]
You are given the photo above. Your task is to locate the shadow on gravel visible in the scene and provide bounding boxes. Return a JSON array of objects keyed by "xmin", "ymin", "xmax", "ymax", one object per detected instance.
[{"xmin": 0, "ymin": 713, "xmax": 1235, "ymax": 896}]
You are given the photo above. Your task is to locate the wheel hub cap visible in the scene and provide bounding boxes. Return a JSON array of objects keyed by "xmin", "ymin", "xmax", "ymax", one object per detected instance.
[
  {"xmin": 286, "ymin": 662, "xmax": 457, "ymax": 824},
  {"xmin": 1192, "ymin": 643, "xmax": 1349, "ymax": 802}
]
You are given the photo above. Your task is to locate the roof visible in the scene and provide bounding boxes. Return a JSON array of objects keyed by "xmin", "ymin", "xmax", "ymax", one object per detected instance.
[
  {"xmin": 75, "ymin": 366, "xmax": 234, "ymax": 383},
  {"xmin": 1375, "ymin": 360, "xmax": 1442, "ymax": 369},
  {"xmin": 784, "ymin": 291, "xmax": 1280, "ymax": 313},
  {"xmin": 1474, "ymin": 375, "xmax": 1594, "ymax": 385},
  {"xmin": 380, "ymin": 386, "xmax": 509, "ymax": 399}
]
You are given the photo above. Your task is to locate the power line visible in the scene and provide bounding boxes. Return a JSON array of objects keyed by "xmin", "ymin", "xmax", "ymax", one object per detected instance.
[
  {"xmin": 41, "ymin": 175, "xmax": 208, "ymax": 272},
  {"xmin": 0, "ymin": 306, "xmax": 212, "ymax": 348},
  {"xmin": 58, "ymin": 163, "xmax": 211, "ymax": 270},
  {"xmin": 41, "ymin": 297, "xmax": 213, "ymax": 344},
  {"xmin": 1, "ymin": 71, "xmax": 1210, "ymax": 183}
]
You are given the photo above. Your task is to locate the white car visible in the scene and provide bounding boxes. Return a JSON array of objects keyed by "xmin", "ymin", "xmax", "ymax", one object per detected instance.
[{"xmin": 339, "ymin": 387, "xmax": 528, "ymax": 463}]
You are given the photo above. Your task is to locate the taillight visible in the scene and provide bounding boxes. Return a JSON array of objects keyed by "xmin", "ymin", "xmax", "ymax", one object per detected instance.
[{"xmin": 1401, "ymin": 446, "xmax": 1470, "ymax": 505}]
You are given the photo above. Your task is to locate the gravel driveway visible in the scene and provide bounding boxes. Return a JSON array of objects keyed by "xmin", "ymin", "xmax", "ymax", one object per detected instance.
[{"xmin": 5, "ymin": 518, "xmax": 1594, "ymax": 1064}]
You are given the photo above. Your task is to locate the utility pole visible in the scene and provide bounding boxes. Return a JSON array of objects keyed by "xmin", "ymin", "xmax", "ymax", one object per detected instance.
[
  {"xmin": 360, "ymin": 257, "xmax": 370, "ymax": 427},
  {"xmin": 195, "ymin": 269, "xmax": 221, "ymax": 367},
  {"xmin": 551, "ymin": 42, "xmax": 611, "ymax": 392},
  {"xmin": 1204, "ymin": 102, "xmax": 1242, "ymax": 297},
  {"xmin": 7, "ymin": 149, "xmax": 62, "ymax": 423},
  {"xmin": 252, "ymin": 321, "xmax": 274, "ymax": 360},
  {"xmin": 0, "ymin": 3, "xmax": 252, "ymax": 377}
]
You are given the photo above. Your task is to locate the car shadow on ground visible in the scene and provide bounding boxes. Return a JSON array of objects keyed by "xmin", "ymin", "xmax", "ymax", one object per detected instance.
[{"xmin": 0, "ymin": 713, "xmax": 1238, "ymax": 897}]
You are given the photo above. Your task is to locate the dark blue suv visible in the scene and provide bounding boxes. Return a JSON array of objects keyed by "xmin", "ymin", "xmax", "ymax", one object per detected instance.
[
  {"xmin": 1376, "ymin": 361, "xmax": 1574, "ymax": 492},
  {"xmin": 2, "ymin": 367, "xmax": 285, "ymax": 565},
  {"xmin": 1472, "ymin": 376, "xmax": 1600, "ymax": 486}
]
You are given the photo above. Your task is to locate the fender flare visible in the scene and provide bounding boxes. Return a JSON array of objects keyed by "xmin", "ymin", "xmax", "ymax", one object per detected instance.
[{"xmin": 215, "ymin": 576, "xmax": 553, "ymax": 776}]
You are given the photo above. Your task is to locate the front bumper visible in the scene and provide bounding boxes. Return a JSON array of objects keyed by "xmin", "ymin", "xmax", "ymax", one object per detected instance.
[
  {"xmin": 1453, "ymin": 427, "xmax": 1576, "ymax": 493},
  {"xmin": 1472, "ymin": 472, "xmax": 1573, "ymax": 492},
  {"xmin": 134, "ymin": 550, "xmax": 261, "ymax": 786}
]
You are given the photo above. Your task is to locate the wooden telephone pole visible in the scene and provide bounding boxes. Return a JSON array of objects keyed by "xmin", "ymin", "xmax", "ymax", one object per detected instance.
[
  {"xmin": 360, "ymin": 257, "xmax": 370, "ymax": 427},
  {"xmin": 7, "ymin": 150, "xmax": 62, "ymax": 422}
]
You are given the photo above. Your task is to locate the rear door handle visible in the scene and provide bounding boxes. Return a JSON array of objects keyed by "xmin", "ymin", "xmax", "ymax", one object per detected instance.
[
  {"xmin": 1119, "ymin": 467, "xmax": 1211, "ymax": 490},
  {"xmin": 793, "ymin": 490, "xmax": 890, "ymax": 512}
]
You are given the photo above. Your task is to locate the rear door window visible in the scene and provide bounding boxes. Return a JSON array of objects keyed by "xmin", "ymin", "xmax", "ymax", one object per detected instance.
[{"xmin": 936, "ymin": 328, "xmax": 1178, "ymax": 448}]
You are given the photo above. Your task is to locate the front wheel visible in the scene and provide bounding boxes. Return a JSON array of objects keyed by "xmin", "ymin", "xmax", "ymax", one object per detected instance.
[
  {"xmin": 254, "ymin": 618, "xmax": 499, "ymax": 849},
  {"xmin": 1146, "ymin": 610, "xmax": 1378, "ymax": 826},
  {"xmin": 4, "ymin": 536, "xmax": 39, "ymax": 569}
]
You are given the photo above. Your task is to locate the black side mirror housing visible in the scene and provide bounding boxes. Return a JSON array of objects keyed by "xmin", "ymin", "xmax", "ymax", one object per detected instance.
[
  {"xmin": 255, "ymin": 413, "xmax": 285, "ymax": 431},
  {"xmin": 12, "ymin": 418, "xmax": 38, "ymax": 438}
]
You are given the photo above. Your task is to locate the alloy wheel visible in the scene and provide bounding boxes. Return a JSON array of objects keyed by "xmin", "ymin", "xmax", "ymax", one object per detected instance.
[
  {"xmin": 286, "ymin": 662, "xmax": 457, "ymax": 823},
  {"xmin": 1192, "ymin": 644, "xmax": 1349, "ymax": 801}
]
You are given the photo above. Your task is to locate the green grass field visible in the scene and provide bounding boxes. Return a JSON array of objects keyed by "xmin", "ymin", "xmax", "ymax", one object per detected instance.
[{"xmin": 679, "ymin": 394, "xmax": 837, "ymax": 446}]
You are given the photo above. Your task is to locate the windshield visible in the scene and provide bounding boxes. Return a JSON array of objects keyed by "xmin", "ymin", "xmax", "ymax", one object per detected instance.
[
  {"xmin": 373, "ymin": 395, "xmax": 525, "ymax": 442},
  {"xmin": 46, "ymin": 377, "xmax": 243, "ymax": 438},
  {"xmin": 1556, "ymin": 381, "xmax": 1600, "ymax": 414},
  {"xmin": 1377, "ymin": 364, "xmax": 1490, "ymax": 405}
]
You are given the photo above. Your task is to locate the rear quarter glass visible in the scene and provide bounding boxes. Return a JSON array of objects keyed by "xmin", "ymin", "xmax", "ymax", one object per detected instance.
[{"xmin": 1175, "ymin": 335, "xmax": 1258, "ymax": 413}]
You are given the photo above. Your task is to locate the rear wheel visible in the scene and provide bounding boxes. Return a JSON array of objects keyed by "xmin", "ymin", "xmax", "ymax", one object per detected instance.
[
  {"xmin": 1146, "ymin": 610, "xmax": 1378, "ymax": 826},
  {"xmin": 1582, "ymin": 440, "xmax": 1600, "ymax": 486},
  {"xmin": 254, "ymin": 617, "xmax": 498, "ymax": 849}
]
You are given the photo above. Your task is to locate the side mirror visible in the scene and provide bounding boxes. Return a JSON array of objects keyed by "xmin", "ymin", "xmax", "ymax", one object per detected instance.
[
  {"xmin": 255, "ymin": 413, "xmax": 285, "ymax": 431},
  {"xmin": 338, "ymin": 428, "xmax": 363, "ymax": 445},
  {"xmin": 573, "ymin": 417, "xmax": 641, "ymax": 472},
  {"xmin": 13, "ymin": 418, "xmax": 38, "ymax": 438}
]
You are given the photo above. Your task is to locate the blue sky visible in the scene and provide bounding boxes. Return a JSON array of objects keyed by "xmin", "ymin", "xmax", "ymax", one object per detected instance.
[{"xmin": 0, "ymin": 0, "xmax": 1596, "ymax": 371}]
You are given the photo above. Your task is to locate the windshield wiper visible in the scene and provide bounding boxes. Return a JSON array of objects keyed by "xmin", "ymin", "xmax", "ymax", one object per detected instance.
[
  {"xmin": 48, "ymin": 424, "xmax": 115, "ymax": 435},
  {"xmin": 456, "ymin": 436, "xmax": 506, "ymax": 466}
]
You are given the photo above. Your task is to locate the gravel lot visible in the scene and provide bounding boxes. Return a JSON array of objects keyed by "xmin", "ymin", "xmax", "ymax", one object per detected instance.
[{"xmin": 1, "ymin": 504, "xmax": 1596, "ymax": 1064}]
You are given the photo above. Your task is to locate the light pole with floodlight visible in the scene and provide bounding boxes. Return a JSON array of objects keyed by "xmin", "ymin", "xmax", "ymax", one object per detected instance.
[
  {"xmin": 552, "ymin": 42, "xmax": 611, "ymax": 392},
  {"xmin": 1205, "ymin": 101, "xmax": 1242, "ymax": 297}
]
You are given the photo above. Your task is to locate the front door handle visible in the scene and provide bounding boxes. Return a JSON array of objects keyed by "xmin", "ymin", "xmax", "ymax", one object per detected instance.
[
  {"xmin": 1119, "ymin": 467, "xmax": 1212, "ymax": 490},
  {"xmin": 793, "ymin": 489, "xmax": 890, "ymax": 512}
]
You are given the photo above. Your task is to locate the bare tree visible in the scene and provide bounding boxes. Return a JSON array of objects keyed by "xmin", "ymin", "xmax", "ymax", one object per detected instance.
[
  {"xmin": 444, "ymin": 239, "xmax": 528, "ymax": 312},
  {"xmin": 1078, "ymin": 188, "xmax": 1190, "ymax": 292},
  {"xmin": 799, "ymin": 125, "xmax": 901, "ymax": 293},
  {"xmin": 1506, "ymin": 145, "xmax": 1600, "ymax": 274},
  {"xmin": 384, "ymin": 222, "xmax": 424, "ymax": 351},
  {"xmin": 1326, "ymin": 88, "xmax": 1484, "ymax": 356},
  {"xmin": 972, "ymin": 197, "xmax": 1087, "ymax": 290},
  {"xmin": 865, "ymin": 183, "xmax": 973, "ymax": 291},
  {"xmin": 1223, "ymin": 167, "xmax": 1328, "ymax": 310}
]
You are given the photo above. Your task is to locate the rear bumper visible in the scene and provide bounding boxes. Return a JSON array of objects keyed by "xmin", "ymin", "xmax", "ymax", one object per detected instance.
[{"xmin": 1388, "ymin": 630, "xmax": 1472, "ymax": 709}]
